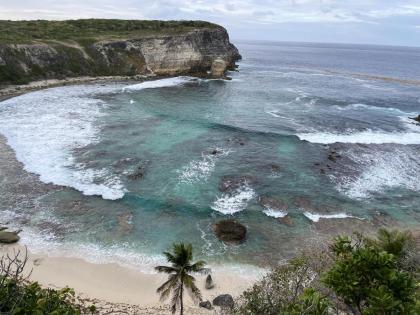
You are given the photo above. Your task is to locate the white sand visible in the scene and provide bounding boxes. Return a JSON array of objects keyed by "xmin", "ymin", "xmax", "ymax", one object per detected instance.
[{"xmin": 0, "ymin": 245, "xmax": 257, "ymax": 314}]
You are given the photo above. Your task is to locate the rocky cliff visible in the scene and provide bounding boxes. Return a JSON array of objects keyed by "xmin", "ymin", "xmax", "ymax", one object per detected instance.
[{"xmin": 0, "ymin": 20, "xmax": 241, "ymax": 86}]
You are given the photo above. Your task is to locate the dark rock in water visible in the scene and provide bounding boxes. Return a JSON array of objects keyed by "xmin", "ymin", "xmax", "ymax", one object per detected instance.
[
  {"xmin": 127, "ymin": 161, "xmax": 149, "ymax": 180},
  {"xmin": 205, "ymin": 274, "xmax": 214, "ymax": 289},
  {"xmin": 270, "ymin": 164, "xmax": 281, "ymax": 172},
  {"xmin": 213, "ymin": 220, "xmax": 247, "ymax": 244},
  {"xmin": 113, "ymin": 157, "xmax": 140, "ymax": 168},
  {"xmin": 199, "ymin": 300, "xmax": 212, "ymax": 310},
  {"xmin": 320, "ymin": 169, "xmax": 326, "ymax": 175},
  {"xmin": 0, "ymin": 228, "xmax": 20, "ymax": 244},
  {"xmin": 213, "ymin": 294, "xmax": 234, "ymax": 308},
  {"xmin": 410, "ymin": 115, "xmax": 420, "ymax": 123},
  {"xmin": 210, "ymin": 149, "xmax": 221, "ymax": 155},
  {"xmin": 218, "ymin": 175, "xmax": 253, "ymax": 193},
  {"xmin": 327, "ymin": 150, "xmax": 341, "ymax": 162},
  {"xmin": 279, "ymin": 215, "xmax": 293, "ymax": 226}
]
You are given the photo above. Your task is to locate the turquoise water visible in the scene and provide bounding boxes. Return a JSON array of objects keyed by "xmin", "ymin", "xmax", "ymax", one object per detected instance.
[{"xmin": 1, "ymin": 41, "xmax": 420, "ymax": 271}]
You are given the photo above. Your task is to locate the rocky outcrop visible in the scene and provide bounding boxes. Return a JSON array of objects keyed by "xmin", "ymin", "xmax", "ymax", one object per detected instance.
[
  {"xmin": 0, "ymin": 26, "xmax": 241, "ymax": 86},
  {"xmin": 210, "ymin": 59, "xmax": 227, "ymax": 78}
]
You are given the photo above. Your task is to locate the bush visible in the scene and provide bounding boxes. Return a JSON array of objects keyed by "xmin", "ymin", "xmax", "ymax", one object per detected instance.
[
  {"xmin": 232, "ymin": 229, "xmax": 420, "ymax": 315},
  {"xmin": 0, "ymin": 247, "xmax": 95, "ymax": 314}
]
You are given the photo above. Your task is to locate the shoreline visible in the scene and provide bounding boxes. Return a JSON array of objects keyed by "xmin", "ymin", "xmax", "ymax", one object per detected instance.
[
  {"xmin": 0, "ymin": 75, "xmax": 157, "ymax": 101},
  {"xmin": 0, "ymin": 244, "xmax": 256, "ymax": 314}
]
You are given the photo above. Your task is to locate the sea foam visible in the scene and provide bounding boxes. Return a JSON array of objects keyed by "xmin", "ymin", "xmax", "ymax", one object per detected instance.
[
  {"xmin": 0, "ymin": 84, "xmax": 125, "ymax": 200},
  {"xmin": 211, "ymin": 185, "xmax": 256, "ymax": 215},
  {"xmin": 297, "ymin": 130, "xmax": 420, "ymax": 145},
  {"xmin": 123, "ymin": 76, "xmax": 197, "ymax": 91},
  {"xmin": 263, "ymin": 208, "xmax": 288, "ymax": 218},
  {"xmin": 335, "ymin": 146, "xmax": 420, "ymax": 199},
  {"xmin": 303, "ymin": 212, "xmax": 362, "ymax": 222}
]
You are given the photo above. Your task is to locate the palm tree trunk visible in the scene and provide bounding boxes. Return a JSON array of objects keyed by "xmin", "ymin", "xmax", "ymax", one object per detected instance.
[{"xmin": 180, "ymin": 282, "xmax": 184, "ymax": 315}]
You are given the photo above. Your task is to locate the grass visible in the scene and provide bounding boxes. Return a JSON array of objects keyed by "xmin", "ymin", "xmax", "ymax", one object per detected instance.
[{"xmin": 0, "ymin": 19, "xmax": 222, "ymax": 44}]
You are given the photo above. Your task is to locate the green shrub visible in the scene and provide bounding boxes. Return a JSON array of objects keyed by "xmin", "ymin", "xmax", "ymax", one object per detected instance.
[
  {"xmin": 0, "ymin": 248, "xmax": 95, "ymax": 314},
  {"xmin": 233, "ymin": 229, "xmax": 419, "ymax": 315}
]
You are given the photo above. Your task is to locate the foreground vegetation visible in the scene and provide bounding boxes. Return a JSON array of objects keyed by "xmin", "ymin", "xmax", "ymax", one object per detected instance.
[
  {"xmin": 0, "ymin": 19, "xmax": 221, "ymax": 43},
  {"xmin": 232, "ymin": 229, "xmax": 420, "ymax": 315},
  {"xmin": 1, "ymin": 229, "xmax": 418, "ymax": 314},
  {"xmin": 0, "ymin": 248, "xmax": 95, "ymax": 314}
]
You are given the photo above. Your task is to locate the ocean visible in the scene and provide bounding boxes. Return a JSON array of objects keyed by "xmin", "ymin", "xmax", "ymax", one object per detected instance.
[{"xmin": 1, "ymin": 41, "xmax": 419, "ymax": 273}]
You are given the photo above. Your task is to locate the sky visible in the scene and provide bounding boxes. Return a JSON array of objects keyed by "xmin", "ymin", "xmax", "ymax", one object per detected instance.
[{"xmin": 1, "ymin": 0, "xmax": 420, "ymax": 47}]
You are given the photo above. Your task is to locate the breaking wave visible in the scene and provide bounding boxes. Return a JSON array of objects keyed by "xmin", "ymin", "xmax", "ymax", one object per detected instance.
[
  {"xmin": 0, "ymin": 84, "xmax": 126, "ymax": 200},
  {"xmin": 297, "ymin": 129, "xmax": 420, "ymax": 145},
  {"xmin": 211, "ymin": 185, "xmax": 256, "ymax": 215},
  {"xmin": 303, "ymin": 212, "xmax": 363, "ymax": 222},
  {"xmin": 123, "ymin": 76, "xmax": 198, "ymax": 91}
]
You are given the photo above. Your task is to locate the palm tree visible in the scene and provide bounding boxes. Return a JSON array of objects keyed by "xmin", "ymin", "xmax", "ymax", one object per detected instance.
[{"xmin": 156, "ymin": 243, "xmax": 208, "ymax": 315}]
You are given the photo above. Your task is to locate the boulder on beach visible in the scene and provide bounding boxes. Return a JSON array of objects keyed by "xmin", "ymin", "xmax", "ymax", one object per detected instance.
[
  {"xmin": 213, "ymin": 219, "xmax": 247, "ymax": 244},
  {"xmin": 205, "ymin": 274, "xmax": 214, "ymax": 289},
  {"xmin": 199, "ymin": 300, "xmax": 212, "ymax": 310},
  {"xmin": 213, "ymin": 294, "xmax": 234, "ymax": 309},
  {"xmin": 0, "ymin": 228, "xmax": 21, "ymax": 244}
]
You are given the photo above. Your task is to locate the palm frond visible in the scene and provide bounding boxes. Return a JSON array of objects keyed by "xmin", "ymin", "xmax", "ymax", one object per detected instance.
[
  {"xmin": 157, "ymin": 275, "xmax": 179, "ymax": 302},
  {"xmin": 187, "ymin": 260, "xmax": 209, "ymax": 274},
  {"xmin": 155, "ymin": 265, "xmax": 178, "ymax": 274},
  {"xmin": 183, "ymin": 274, "xmax": 202, "ymax": 302}
]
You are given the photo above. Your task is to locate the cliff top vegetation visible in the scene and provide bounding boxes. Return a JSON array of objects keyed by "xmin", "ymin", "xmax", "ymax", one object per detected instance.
[{"xmin": 0, "ymin": 19, "xmax": 222, "ymax": 43}]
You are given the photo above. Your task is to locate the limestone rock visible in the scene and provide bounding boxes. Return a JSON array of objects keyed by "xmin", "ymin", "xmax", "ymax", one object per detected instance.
[
  {"xmin": 0, "ymin": 26, "xmax": 241, "ymax": 86},
  {"xmin": 210, "ymin": 58, "xmax": 227, "ymax": 78},
  {"xmin": 213, "ymin": 220, "xmax": 247, "ymax": 244}
]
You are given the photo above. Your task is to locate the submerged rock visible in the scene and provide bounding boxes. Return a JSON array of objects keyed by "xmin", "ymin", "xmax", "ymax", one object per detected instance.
[
  {"xmin": 279, "ymin": 215, "xmax": 294, "ymax": 226},
  {"xmin": 213, "ymin": 294, "xmax": 234, "ymax": 308},
  {"xmin": 213, "ymin": 219, "xmax": 247, "ymax": 244},
  {"xmin": 218, "ymin": 175, "xmax": 253, "ymax": 193},
  {"xmin": 205, "ymin": 274, "xmax": 215, "ymax": 289},
  {"xmin": 199, "ymin": 300, "xmax": 212, "ymax": 310},
  {"xmin": 127, "ymin": 161, "xmax": 149, "ymax": 180},
  {"xmin": 259, "ymin": 196, "xmax": 288, "ymax": 211},
  {"xmin": 0, "ymin": 228, "xmax": 21, "ymax": 244}
]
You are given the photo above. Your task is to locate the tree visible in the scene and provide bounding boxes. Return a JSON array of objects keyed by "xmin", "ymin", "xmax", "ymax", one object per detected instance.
[
  {"xmin": 323, "ymin": 232, "xmax": 419, "ymax": 315},
  {"xmin": 156, "ymin": 243, "xmax": 208, "ymax": 315}
]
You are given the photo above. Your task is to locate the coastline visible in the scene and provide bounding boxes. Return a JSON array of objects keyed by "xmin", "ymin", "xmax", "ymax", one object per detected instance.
[
  {"xmin": 0, "ymin": 75, "xmax": 155, "ymax": 101},
  {"xmin": 0, "ymin": 244, "xmax": 255, "ymax": 314}
]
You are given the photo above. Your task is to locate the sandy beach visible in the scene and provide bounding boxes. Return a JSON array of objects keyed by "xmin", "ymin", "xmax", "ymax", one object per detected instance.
[{"xmin": 0, "ymin": 244, "xmax": 256, "ymax": 314}]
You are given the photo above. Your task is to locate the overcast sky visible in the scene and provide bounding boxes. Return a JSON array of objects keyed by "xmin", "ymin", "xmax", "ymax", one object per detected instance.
[{"xmin": 1, "ymin": 0, "xmax": 420, "ymax": 47}]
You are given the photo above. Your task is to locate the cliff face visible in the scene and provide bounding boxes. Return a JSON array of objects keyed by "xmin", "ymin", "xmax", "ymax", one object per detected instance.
[{"xmin": 0, "ymin": 27, "xmax": 241, "ymax": 86}]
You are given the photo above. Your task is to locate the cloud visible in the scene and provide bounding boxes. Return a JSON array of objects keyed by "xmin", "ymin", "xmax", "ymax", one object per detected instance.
[{"xmin": 0, "ymin": 0, "xmax": 420, "ymax": 45}]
